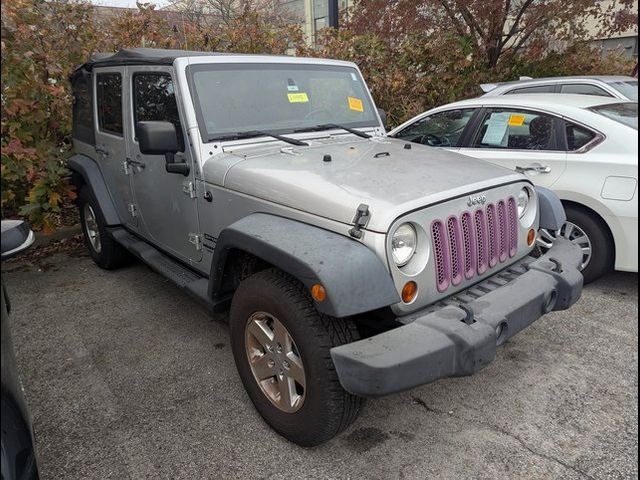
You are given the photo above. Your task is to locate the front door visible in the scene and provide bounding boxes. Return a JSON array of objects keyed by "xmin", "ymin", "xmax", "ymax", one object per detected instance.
[
  {"xmin": 458, "ymin": 107, "xmax": 567, "ymax": 189},
  {"xmin": 126, "ymin": 66, "xmax": 202, "ymax": 263},
  {"xmin": 93, "ymin": 68, "xmax": 137, "ymax": 228}
]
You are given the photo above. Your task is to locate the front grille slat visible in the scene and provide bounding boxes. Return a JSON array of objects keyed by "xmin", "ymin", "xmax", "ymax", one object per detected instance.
[
  {"xmin": 507, "ymin": 197, "xmax": 518, "ymax": 257},
  {"xmin": 431, "ymin": 196, "xmax": 519, "ymax": 293},
  {"xmin": 446, "ymin": 216, "xmax": 464, "ymax": 286},
  {"xmin": 497, "ymin": 200, "xmax": 508, "ymax": 262},
  {"xmin": 431, "ymin": 220, "xmax": 451, "ymax": 293},
  {"xmin": 460, "ymin": 212, "xmax": 476, "ymax": 279}
]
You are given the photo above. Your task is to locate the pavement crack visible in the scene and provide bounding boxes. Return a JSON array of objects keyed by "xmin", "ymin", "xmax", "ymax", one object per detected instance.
[
  {"xmin": 411, "ymin": 396, "xmax": 439, "ymax": 413},
  {"xmin": 411, "ymin": 395, "xmax": 597, "ymax": 480}
]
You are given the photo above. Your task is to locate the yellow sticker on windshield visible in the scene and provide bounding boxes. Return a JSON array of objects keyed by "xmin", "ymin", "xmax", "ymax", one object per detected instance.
[
  {"xmin": 508, "ymin": 114, "xmax": 526, "ymax": 127},
  {"xmin": 348, "ymin": 96, "xmax": 364, "ymax": 112},
  {"xmin": 287, "ymin": 92, "xmax": 309, "ymax": 103}
]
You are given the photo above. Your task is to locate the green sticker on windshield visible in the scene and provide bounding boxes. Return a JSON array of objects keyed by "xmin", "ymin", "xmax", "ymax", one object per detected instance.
[{"xmin": 288, "ymin": 92, "xmax": 309, "ymax": 103}]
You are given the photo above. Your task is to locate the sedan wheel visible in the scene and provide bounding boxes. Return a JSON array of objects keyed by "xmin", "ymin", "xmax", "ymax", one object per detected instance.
[{"xmin": 537, "ymin": 221, "xmax": 592, "ymax": 270}]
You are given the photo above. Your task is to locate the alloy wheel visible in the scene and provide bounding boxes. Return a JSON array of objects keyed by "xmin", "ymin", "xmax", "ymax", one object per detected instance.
[
  {"xmin": 83, "ymin": 204, "xmax": 102, "ymax": 254},
  {"xmin": 245, "ymin": 311, "xmax": 306, "ymax": 413},
  {"xmin": 537, "ymin": 221, "xmax": 592, "ymax": 270}
]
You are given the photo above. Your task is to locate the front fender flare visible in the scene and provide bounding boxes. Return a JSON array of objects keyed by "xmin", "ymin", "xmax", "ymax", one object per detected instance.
[{"xmin": 208, "ymin": 213, "xmax": 400, "ymax": 318}]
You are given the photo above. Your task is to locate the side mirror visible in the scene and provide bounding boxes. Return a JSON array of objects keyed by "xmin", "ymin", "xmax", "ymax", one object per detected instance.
[
  {"xmin": 377, "ymin": 108, "xmax": 388, "ymax": 131},
  {"xmin": 137, "ymin": 121, "xmax": 190, "ymax": 176},
  {"xmin": 1, "ymin": 220, "xmax": 34, "ymax": 261}
]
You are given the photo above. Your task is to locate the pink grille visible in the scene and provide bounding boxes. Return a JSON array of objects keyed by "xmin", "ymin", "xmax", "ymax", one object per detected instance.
[{"xmin": 432, "ymin": 196, "xmax": 519, "ymax": 293}]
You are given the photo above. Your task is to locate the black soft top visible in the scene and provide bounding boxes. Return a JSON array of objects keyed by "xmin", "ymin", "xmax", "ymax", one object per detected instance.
[{"xmin": 71, "ymin": 48, "xmax": 223, "ymax": 79}]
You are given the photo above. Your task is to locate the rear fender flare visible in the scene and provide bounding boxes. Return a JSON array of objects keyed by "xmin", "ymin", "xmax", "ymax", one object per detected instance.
[{"xmin": 68, "ymin": 154, "xmax": 121, "ymax": 225}]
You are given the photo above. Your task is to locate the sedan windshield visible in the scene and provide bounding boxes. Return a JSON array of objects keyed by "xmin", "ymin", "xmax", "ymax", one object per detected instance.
[
  {"xmin": 187, "ymin": 63, "xmax": 379, "ymax": 141},
  {"xmin": 608, "ymin": 80, "xmax": 638, "ymax": 101},
  {"xmin": 590, "ymin": 102, "xmax": 638, "ymax": 130}
]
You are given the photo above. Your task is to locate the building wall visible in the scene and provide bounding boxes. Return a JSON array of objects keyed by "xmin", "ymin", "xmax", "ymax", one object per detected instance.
[
  {"xmin": 278, "ymin": 0, "xmax": 351, "ymax": 44},
  {"xmin": 582, "ymin": 0, "xmax": 638, "ymax": 59}
]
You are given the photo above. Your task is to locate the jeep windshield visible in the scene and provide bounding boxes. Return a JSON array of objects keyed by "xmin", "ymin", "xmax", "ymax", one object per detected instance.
[{"xmin": 187, "ymin": 63, "xmax": 379, "ymax": 142}]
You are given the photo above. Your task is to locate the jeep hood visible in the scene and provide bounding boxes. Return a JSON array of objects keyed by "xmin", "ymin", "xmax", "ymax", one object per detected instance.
[{"xmin": 203, "ymin": 136, "xmax": 524, "ymax": 232}]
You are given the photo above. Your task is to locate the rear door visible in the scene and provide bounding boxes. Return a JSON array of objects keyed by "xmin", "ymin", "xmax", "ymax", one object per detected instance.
[
  {"xmin": 126, "ymin": 66, "xmax": 202, "ymax": 263},
  {"xmin": 458, "ymin": 107, "xmax": 567, "ymax": 189},
  {"xmin": 93, "ymin": 68, "xmax": 137, "ymax": 228}
]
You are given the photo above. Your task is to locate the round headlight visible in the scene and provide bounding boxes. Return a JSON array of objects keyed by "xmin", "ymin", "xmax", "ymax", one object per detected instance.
[
  {"xmin": 391, "ymin": 223, "xmax": 417, "ymax": 267},
  {"xmin": 517, "ymin": 187, "xmax": 530, "ymax": 218}
]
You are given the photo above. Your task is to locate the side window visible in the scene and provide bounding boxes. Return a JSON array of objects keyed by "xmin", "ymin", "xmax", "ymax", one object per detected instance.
[
  {"xmin": 394, "ymin": 109, "xmax": 476, "ymax": 147},
  {"xmin": 565, "ymin": 122, "xmax": 597, "ymax": 151},
  {"xmin": 471, "ymin": 108, "xmax": 557, "ymax": 150},
  {"xmin": 505, "ymin": 85, "xmax": 556, "ymax": 94},
  {"xmin": 560, "ymin": 84, "xmax": 613, "ymax": 97},
  {"xmin": 96, "ymin": 73, "xmax": 123, "ymax": 136},
  {"xmin": 72, "ymin": 71, "xmax": 94, "ymax": 144},
  {"xmin": 133, "ymin": 73, "xmax": 184, "ymax": 151}
]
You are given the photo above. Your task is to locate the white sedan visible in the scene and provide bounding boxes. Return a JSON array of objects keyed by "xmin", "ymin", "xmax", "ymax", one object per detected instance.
[{"xmin": 389, "ymin": 94, "xmax": 638, "ymax": 283}]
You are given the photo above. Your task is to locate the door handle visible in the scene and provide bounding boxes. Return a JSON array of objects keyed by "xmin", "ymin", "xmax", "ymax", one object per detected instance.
[
  {"xmin": 515, "ymin": 165, "xmax": 551, "ymax": 174},
  {"xmin": 95, "ymin": 145, "xmax": 110, "ymax": 156},
  {"xmin": 126, "ymin": 158, "xmax": 146, "ymax": 169}
]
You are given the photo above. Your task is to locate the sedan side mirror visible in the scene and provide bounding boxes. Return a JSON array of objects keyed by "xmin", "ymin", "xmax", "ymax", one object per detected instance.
[
  {"xmin": 377, "ymin": 108, "xmax": 388, "ymax": 131},
  {"xmin": 1, "ymin": 220, "xmax": 34, "ymax": 261},
  {"xmin": 137, "ymin": 121, "xmax": 190, "ymax": 176}
]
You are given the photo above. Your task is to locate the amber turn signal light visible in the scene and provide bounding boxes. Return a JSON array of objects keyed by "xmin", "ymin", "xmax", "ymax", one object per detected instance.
[
  {"xmin": 401, "ymin": 281, "xmax": 418, "ymax": 303},
  {"xmin": 311, "ymin": 284, "xmax": 327, "ymax": 302},
  {"xmin": 527, "ymin": 229, "xmax": 536, "ymax": 247}
]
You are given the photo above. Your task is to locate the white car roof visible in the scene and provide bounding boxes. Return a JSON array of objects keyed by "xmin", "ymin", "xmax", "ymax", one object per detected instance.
[
  {"xmin": 481, "ymin": 75, "xmax": 636, "ymax": 93},
  {"xmin": 437, "ymin": 93, "xmax": 632, "ymax": 112}
]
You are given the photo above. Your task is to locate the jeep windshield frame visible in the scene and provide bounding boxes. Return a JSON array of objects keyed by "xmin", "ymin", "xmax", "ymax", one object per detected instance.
[{"xmin": 186, "ymin": 63, "xmax": 380, "ymax": 143}]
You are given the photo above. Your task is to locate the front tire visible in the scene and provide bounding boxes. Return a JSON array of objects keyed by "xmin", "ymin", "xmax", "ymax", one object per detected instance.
[
  {"xmin": 229, "ymin": 268, "xmax": 362, "ymax": 446},
  {"xmin": 78, "ymin": 186, "xmax": 131, "ymax": 270}
]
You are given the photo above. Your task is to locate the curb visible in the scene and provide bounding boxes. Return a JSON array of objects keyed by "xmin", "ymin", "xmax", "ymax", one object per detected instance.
[{"xmin": 34, "ymin": 224, "xmax": 82, "ymax": 248}]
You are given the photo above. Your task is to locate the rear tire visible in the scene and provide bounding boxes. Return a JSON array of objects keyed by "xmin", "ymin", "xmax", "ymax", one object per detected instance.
[
  {"xmin": 78, "ymin": 186, "xmax": 131, "ymax": 270},
  {"xmin": 229, "ymin": 268, "xmax": 362, "ymax": 446}
]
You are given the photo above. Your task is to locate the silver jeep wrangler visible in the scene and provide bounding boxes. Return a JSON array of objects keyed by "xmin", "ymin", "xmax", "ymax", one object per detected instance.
[{"xmin": 69, "ymin": 48, "xmax": 583, "ymax": 446}]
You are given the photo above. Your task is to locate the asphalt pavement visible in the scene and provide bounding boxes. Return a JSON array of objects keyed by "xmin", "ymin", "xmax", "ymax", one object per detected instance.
[{"xmin": 2, "ymin": 249, "xmax": 638, "ymax": 479}]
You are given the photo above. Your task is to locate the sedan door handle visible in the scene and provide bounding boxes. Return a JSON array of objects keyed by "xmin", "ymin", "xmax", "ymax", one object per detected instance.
[{"xmin": 516, "ymin": 164, "xmax": 551, "ymax": 174}]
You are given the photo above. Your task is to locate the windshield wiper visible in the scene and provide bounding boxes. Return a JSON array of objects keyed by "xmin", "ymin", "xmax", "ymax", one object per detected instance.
[
  {"xmin": 208, "ymin": 130, "xmax": 308, "ymax": 146},
  {"xmin": 294, "ymin": 123, "xmax": 371, "ymax": 139}
]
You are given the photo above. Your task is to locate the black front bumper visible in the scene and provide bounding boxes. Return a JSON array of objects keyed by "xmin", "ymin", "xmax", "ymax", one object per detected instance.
[{"xmin": 330, "ymin": 238, "xmax": 583, "ymax": 397}]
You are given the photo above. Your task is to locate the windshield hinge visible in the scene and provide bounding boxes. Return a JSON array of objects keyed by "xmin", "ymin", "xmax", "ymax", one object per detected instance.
[
  {"xmin": 349, "ymin": 203, "xmax": 370, "ymax": 239},
  {"xmin": 182, "ymin": 180, "xmax": 196, "ymax": 199},
  {"xmin": 188, "ymin": 233, "xmax": 203, "ymax": 251}
]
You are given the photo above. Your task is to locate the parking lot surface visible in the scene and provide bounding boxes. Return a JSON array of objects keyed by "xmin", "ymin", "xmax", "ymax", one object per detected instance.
[{"xmin": 2, "ymin": 249, "xmax": 638, "ymax": 479}]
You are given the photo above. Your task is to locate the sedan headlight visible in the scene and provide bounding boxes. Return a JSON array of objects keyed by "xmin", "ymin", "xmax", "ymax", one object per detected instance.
[
  {"xmin": 391, "ymin": 223, "xmax": 417, "ymax": 266},
  {"xmin": 517, "ymin": 187, "xmax": 530, "ymax": 218}
]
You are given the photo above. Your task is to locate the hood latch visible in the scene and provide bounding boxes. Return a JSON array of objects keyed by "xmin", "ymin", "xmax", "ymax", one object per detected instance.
[{"xmin": 349, "ymin": 204, "xmax": 370, "ymax": 239}]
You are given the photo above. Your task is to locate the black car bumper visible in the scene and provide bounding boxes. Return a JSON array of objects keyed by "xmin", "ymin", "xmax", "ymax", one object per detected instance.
[{"xmin": 330, "ymin": 238, "xmax": 583, "ymax": 397}]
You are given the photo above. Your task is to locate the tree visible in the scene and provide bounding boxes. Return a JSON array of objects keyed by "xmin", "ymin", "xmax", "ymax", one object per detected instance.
[{"xmin": 347, "ymin": 0, "xmax": 638, "ymax": 67}]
